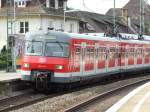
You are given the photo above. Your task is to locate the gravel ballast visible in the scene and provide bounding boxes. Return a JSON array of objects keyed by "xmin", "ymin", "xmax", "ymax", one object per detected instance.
[{"xmin": 10, "ymin": 75, "xmax": 150, "ymax": 112}]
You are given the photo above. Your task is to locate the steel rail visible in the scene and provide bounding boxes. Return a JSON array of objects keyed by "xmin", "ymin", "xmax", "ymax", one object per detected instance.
[
  {"xmin": 0, "ymin": 89, "xmax": 33, "ymax": 103},
  {"xmin": 0, "ymin": 85, "xmax": 89, "ymax": 112},
  {"xmin": 0, "ymin": 91, "xmax": 66, "ymax": 112}
]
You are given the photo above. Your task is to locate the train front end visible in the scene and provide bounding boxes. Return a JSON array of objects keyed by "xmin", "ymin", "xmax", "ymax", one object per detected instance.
[{"xmin": 19, "ymin": 31, "xmax": 70, "ymax": 89}]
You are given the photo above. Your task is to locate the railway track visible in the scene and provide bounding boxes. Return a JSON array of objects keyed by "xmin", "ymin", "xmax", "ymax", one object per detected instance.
[
  {"xmin": 0, "ymin": 84, "xmax": 92, "ymax": 112},
  {"xmin": 0, "ymin": 73, "xmax": 149, "ymax": 112},
  {"xmin": 65, "ymin": 78, "xmax": 150, "ymax": 112},
  {"xmin": 0, "ymin": 90, "xmax": 66, "ymax": 112}
]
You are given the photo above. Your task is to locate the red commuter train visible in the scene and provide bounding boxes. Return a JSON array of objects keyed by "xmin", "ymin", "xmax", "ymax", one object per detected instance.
[{"xmin": 18, "ymin": 30, "xmax": 150, "ymax": 90}]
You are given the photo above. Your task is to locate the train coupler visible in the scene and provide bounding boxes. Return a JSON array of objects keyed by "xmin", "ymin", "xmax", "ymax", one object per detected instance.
[{"xmin": 31, "ymin": 71, "xmax": 52, "ymax": 91}]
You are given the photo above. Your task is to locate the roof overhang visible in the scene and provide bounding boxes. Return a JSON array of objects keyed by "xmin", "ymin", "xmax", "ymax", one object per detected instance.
[{"xmin": 0, "ymin": 13, "xmax": 80, "ymax": 21}]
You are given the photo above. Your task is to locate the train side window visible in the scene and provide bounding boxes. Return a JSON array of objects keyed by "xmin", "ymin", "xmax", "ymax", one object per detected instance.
[
  {"xmin": 145, "ymin": 48, "xmax": 149, "ymax": 57},
  {"xmin": 140, "ymin": 48, "xmax": 143, "ymax": 55},
  {"xmin": 95, "ymin": 48, "xmax": 99, "ymax": 58},
  {"xmin": 135, "ymin": 49, "xmax": 137, "ymax": 56},
  {"xmin": 137, "ymin": 48, "xmax": 139, "ymax": 55},
  {"xmin": 137, "ymin": 48, "xmax": 142, "ymax": 55},
  {"xmin": 86, "ymin": 48, "xmax": 91, "ymax": 62},
  {"xmin": 142, "ymin": 48, "xmax": 144, "ymax": 56},
  {"xmin": 129, "ymin": 48, "xmax": 134, "ymax": 57},
  {"xmin": 121, "ymin": 47, "xmax": 125, "ymax": 58},
  {"xmin": 128, "ymin": 48, "xmax": 130, "ymax": 56},
  {"xmin": 106, "ymin": 48, "xmax": 109, "ymax": 60},
  {"xmin": 99, "ymin": 47, "xmax": 106, "ymax": 60},
  {"xmin": 140, "ymin": 48, "xmax": 142, "ymax": 54},
  {"xmin": 45, "ymin": 42, "xmax": 69, "ymax": 57},
  {"xmin": 126, "ymin": 48, "xmax": 128, "ymax": 57},
  {"xmin": 148, "ymin": 48, "xmax": 150, "ymax": 56},
  {"xmin": 75, "ymin": 47, "xmax": 80, "ymax": 61},
  {"xmin": 76, "ymin": 47, "xmax": 80, "ymax": 53},
  {"xmin": 137, "ymin": 48, "xmax": 140, "ymax": 55},
  {"xmin": 99, "ymin": 47, "xmax": 103, "ymax": 60},
  {"xmin": 116, "ymin": 48, "xmax": 119, "ymax": 58},
  {"xmin": 90, "ymin": 48, "xmax": 94, "ymax": 53},
  {"xmin": 90, "ymin": 48, "xmax": 94, "ymax": 61},
  {"xmin": 118, "ymin": 46, "xmax": 121, "ymax": 58},
  {"xmin": 110, "ymin": 47, "xmax": 115, "ymax": 59}
]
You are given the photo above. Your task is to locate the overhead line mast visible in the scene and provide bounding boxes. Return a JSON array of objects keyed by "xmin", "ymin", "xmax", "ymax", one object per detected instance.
[
  {"xmin": 113, "ymin": 0, "xmax": 116, "ymax": 35},
  {"xmin": 6, "ymin": 0, "xmax": 16, "ymax": 72},
  {"xmin": 140, "ymin": 0, "xmax": 145, "ymax": 36}
]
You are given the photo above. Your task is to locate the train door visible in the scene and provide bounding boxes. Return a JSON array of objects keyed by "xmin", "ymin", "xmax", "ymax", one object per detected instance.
[
  {"xmin": 105, "ymin": 45, "xmax": 109, "ymax": 72},
  {"xmin": 115, "ymin": 45, "xmax": 119, "ymax": 70},
  {"xmin": 134, "ymin": 46, "xmax": 137, "ymax": 67},
  {"xmin": 109, "ymin": 46, "xmax": 115, "ymax": 70},
  {"xmin": 118, "ymin": 45, "xmax": 121, "ymax": 67},
  {"xmin": 144, "ymin": 47, "xmax": 149, "ymax": 65},
  {"xmin": 80, "ymin": 42, "xmax": 86, "ymax": 75},
  {"xmin": 142, "ymin": 46, "xmax": 145, "ymax": 65},
  {"xmin": 98, "ymin": 46, "xmax": 106, "ymax": 73},
  {"xmin": 94, "ymin": 43, "xmax": 99, "ymax": 74},
  {"xmin": 125, "ymin": 45, "xmax": 129, "ymax": 69}
]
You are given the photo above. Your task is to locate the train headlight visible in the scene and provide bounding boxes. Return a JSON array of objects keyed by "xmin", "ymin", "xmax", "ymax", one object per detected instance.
[
  {"xmin": 23, "ymin": 63, "xmax": 30, "ymax": 68},
  {"xmin": 55, "ymin": 65, "xmax": 64, "ymax": 70}
]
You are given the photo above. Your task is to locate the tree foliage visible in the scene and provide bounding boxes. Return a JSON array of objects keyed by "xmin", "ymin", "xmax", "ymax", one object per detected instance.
[{"xmin": 0, "ymin": 45, "xmax": 7, "ymax": 70}]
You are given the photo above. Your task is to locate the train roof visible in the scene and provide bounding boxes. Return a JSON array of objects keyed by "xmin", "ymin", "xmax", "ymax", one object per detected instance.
[
  {"xmin": 26, "ymin": 30, "xmax": 72, "ymax": 43},
  {"xmin": 25, "ymin": 30, "xmax": 150, "ymax": 45},
  {"xmin": 67, "ymin": 32, "xmax": 119, "ymax": 41},
  {"xmin": 63, "ymin": 32, "xmax": 150, "ymax": 45}
]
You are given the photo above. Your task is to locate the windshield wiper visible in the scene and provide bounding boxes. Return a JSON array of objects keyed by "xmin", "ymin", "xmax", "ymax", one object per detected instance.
[{"xmin": 56, "ymin": 41, "xmax": 63, "ymax": 50}]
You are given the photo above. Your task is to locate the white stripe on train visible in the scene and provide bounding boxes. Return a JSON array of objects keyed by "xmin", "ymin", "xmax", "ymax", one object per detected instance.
[{"xmin": 20, "ymin": 63, "xmax": 150, "ymax": 78}]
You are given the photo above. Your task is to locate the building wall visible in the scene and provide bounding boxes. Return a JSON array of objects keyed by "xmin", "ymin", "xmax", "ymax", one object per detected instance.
[
  {"xmin": 0, "ymin": 0, "xmax": 1, "ymax": 8},
  {"xmin": 0, "ymin": 15, "xmax": 79, "ymax": 50},
  {"xmin": 0, "ymin": 17, "xmax": 7, "ymax": 50}
]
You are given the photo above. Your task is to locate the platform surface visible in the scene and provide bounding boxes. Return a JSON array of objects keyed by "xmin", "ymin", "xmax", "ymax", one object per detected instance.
[
  {"xmin": 0, "ymin": 71, "xmax": 21, "ymax": 82},
  {"xmin": 106, "ymin": 81, "xmax": 150, "ymax": 112}
]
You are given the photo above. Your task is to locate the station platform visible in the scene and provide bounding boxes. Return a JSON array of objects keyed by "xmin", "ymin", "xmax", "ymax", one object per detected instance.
[
  {"xmin": 106, "ymin": 81, "xmax": 150, "ymax": 112},
  {"xmin": 0, "ymin": 71, "xmax": 25, "ymax": 98},
  {"xmin": 0, "ymin": 71, "xmax": 21, "ymax": 82}
]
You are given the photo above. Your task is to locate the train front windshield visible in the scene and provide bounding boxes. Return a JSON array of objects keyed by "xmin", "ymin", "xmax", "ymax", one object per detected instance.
[
  {"xmin": 25, "ymin": 41, "xmax": 69, "ymax": 57},
  {"xmin": 25, "ymin": 41, "xmax": 43, "ymax": 56},
  {"xmin": 45, "ymin": 42, "xmax": 69, "ymax": 57}
]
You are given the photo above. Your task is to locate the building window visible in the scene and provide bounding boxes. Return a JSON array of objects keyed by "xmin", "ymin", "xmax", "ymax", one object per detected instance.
[
  {"xmin": 75, "ymin": 47, "xmax": 80, "ymax": 61},
  {"xmin": 22, "ymin": 1, "xmax": 25, "ymax": 5},
  {"xmin": 50, "ymin": 0, "xmax": 55, "ymax": 8},
  {"xmin": 19, "ymin": 2, "xmax": 21, "ymax": 6},
  {"xmin": 70, "ymin": 23, "xmax": 74, "ymax": 33},
  {"xmin": 20, "ymin": 22, "xmax": 29, "ymax": 33},
  {"xmin": 60, "ymin": 22, "xmax": 64, "ymax": 31},
  {"xmin": 48, "ymin": 21, "xmax": 54, "ymax": 30},
  {"xmin": 58, "ymin": 0, "xmax": 63, "ymax": 8},
  {"xmin": 17, "ymin": 1, "xmax": 26, "ymax": 7},
  {"xmin": 49, "ymin": 21, "xmax": 54, "ymax": 28}
]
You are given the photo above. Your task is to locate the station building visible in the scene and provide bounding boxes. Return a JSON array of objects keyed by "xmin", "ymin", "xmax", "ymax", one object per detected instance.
[{"xmin": 0, "ymin": 0, "xmax": 79, "ymax": 50}]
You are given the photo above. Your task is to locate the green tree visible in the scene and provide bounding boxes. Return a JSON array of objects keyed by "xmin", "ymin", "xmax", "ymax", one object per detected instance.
[{"xmin": 0, "ymin": 45, "xmax": 7, "ymax": 70}]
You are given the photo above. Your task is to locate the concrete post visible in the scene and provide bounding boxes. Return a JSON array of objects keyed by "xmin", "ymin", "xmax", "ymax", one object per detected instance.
[
  {"xmin": 46, "ymin": 0, "xmax": 50, "ymax": 8},
  {"xmin": 0, "ymin": 82, "xmax": 12, "ymax": 97},
  {"xmin": 0, "ymin": 0, "xmax": 2, "ymax": 8},
  {"xmin": 55, "ymin": 0, "xmax": 58, "ymax": 9},
  {"xmin": 113, "ymin": 0, "xmax": 116, "ymax": 34}
]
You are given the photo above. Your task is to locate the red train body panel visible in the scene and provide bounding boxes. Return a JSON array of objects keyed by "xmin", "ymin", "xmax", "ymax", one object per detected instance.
[{"xmin": 17, "ymin": 30, "xmax": 150, "ymax": 85}]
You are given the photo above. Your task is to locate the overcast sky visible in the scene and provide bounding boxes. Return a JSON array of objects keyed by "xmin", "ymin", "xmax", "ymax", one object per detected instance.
[{"xmin": 67, "ymin": 0, "xmax": 150, "ymax": 14}]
